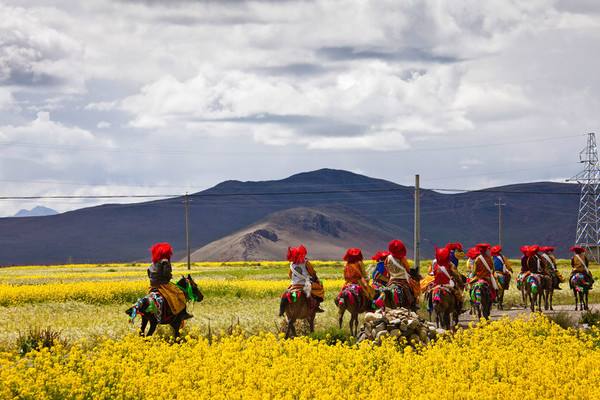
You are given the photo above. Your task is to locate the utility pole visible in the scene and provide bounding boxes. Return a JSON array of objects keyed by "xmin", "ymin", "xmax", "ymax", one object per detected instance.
[
  {"xmin": 184, "ymin": 193, "xmax": 191, "ymax": 270},
  {"xmin": 414, "ymin": 174, "xmax": 420, "ymax": 274},
  {"xmin": 494, "ymin": 198, "xmax": 506, "ymax": 246}
]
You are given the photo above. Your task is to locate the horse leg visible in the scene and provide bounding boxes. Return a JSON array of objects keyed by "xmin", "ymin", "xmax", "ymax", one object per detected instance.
[
  {"xmin": 574, "ymin": 289, "xmax": 579, "ymax": 311},
  {"xmin": 549, "ymin": 289, "xmax": 554, "ymax": 311},
  {"xmin": 285, "ymin": 317, "xmax": 293, "ymax": 339},
  {"xmin": 146, "ymin": 320, "xmax": 158, "ymax": 337},
  {"xmin": 584, "ymin": 291, "xmax": 589, "ymax": 311},
  {"xmin": 140, "ymin": 316, "xmax": 148, "ymax": 336},
  {"xmin": 338, "ymin": 307, "xmax": 345, "ymax": 329}
]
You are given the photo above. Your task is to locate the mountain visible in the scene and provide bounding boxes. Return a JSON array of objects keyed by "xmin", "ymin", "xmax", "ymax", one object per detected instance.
[
  {"xmin": 0, "ymin": 169, "xmax": 580, "ymax": 265},
  {"xmin": 13, "ymin": 206, "xmax": 58, "ymax": 218},
  {"xmin": 189, "ymin": 206, "xmax": 408, "ymax": 261}
]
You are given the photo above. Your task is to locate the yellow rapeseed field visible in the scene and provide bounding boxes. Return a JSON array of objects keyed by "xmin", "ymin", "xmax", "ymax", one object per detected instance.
[{"xmin": 1, "ymin": 315, "xmax": 599, "ymax": 399}]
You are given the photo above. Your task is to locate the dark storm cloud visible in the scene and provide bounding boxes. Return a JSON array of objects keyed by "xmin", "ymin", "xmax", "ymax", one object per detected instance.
[
  {"xmin": 252, "ymin": 63, "xmax": 330, "ymax": 77},
  {"xmin": 194, "ymin": 113, "xmax": 368, "ymax": 137},
  {"xmin": 316, "ymin": 46, "xmax": 462, "ymax": 64}
]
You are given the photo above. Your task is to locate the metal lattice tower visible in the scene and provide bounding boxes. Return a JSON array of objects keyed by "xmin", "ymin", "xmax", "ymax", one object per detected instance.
[{"xmin": 567, "ymin": 132, "xmax": 600, "ymax": 261}]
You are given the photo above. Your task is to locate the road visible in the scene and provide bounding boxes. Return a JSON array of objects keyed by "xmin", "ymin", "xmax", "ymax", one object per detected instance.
[{"xmin": 458, "ymin": 303, "xmax": 599, "ymax": 325}]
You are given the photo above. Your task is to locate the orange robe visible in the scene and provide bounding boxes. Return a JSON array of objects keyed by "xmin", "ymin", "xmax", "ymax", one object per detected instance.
[{"xmin": 344, "ymin": 261, "xmax": 375, "ymax": 299}]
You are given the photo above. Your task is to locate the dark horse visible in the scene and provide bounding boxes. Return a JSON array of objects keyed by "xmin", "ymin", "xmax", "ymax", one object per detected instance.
[
  {"xmin": 126, "ymin": 274, "xmax": 204, "ymax": 338},
  {"xmin": 431, "ymin": 286, "xmax": 457, "ymax": 329},
  {"xmin": 470, "ymin": 279, "xmax": 492, "ymax": 320},
  {"xmin": 571, "ymin": 273, "xmax": 592, "ymax": 311}
]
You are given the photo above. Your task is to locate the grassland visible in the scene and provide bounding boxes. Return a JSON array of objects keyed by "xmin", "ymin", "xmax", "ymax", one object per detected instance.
[{"xmin": 0, "ymin": 259, "xmax": 597, "ymax": 348}]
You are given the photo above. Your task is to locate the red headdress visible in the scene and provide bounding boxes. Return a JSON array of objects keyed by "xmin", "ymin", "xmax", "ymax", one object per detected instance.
[
  {"xmin": 570, "ymin": 246, "xmax": 586, "ymax": 254},
  {"xmin": 445, "ymin": 242, "xmax": 463, "ymax": 252},
  {"xmin": 287, "ymin": 245, "xmax": 308, "ymax": 264},
  {"xmin": 435, "ymin": 247, "xmax": 450, "ymax": 267},
  {"xmin": 344, "ymin": 248, "xmax": 363, "ymax": 263},
  {"xmin": 466, "ymin": 247, "xmax": 479, "ymax": 260},
  {"xmin": 388, "ymin": 239, "xmax": 407, "ymax": 259},
  {"xmin": 540, "ymin": 246, "xmax": 555, "ymax": 253},
  {"xmin": 520, "ymin": 245, "xmax": 538, "ymax": 258},
  {"xmin": 476, "ymin": 243, "xmax": 491, "ymax": 254},
  {"xmin": 371, "ymin": 250, "xmax": 390, "ymax": 262},
  {"xmin": 150, "ymin": 242, "xmax": 173, "ymax": 263},
  {"xmin": 490, "ymin": 245, "xmax": 502, "ymax": 256}
]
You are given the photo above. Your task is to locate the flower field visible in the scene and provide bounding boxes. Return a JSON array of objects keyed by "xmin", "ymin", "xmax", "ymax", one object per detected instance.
[
  {"xmin": 1, "ymin": 316, "xmax": 600, "ymax": 399},
  {"xmin": 0, "ymin": 261, "xmax": 599, "ymax": 399}
]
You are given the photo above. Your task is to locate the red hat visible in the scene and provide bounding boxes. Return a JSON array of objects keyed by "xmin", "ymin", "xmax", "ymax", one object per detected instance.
[
  {"xmin": 490, "ymin": 245, "xmax": 502, "ymax": 256},
  {"xmin": 520, "ymin": 245, "xmax": 538, "ymax": 258},
  {"xmin": 466, "ymin": 247, "xmax": 479, "ymax": 259},
  {"xmin": 150, "ymin": 242, "xmax": 173, "ymax": 263},
  {"xmin": 344, "ymin": 248, "xmax": 363, "ymax": 263},
  {"xmin": 435, "ymin": 247, "xmax": 450, "ymax": 266},
  {"xmin": 570, "ymin": 246, "xmax": 586, "ymax": 254},
  {"xmin": 476, "ymin": 243, "xmax": 491, "ymax": 254},
  {"xmin": 445, "ymin": 242, "xmax": 463, "ymax": 252},
  {"xmin": 287, "ymin": 245, "xmax": 307, "ymax": 264},
  {"xmin": 388, "ymin": 239, "xmax": 407, "ymax": 259},
  {"xmin": 371, "ymin": 250, "xmax": 390, "ymax": 262},
  {"xmin": 540, "ymin": 246, "xmax": 555, "ymax": 253}
]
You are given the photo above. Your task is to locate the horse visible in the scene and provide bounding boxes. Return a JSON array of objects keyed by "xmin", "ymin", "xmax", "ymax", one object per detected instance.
[
  {"xmin": 493, "ymin": 271, "xmax": 509, "ymax": 310},
  {"xmin": 126, "ymin": 274, "xmax": 204, "ymax": 338},
  {"xmin": 571, "ymin": 273, "xmax": 592, "ymax": 311},
  {"xmin": 525, "ymin": 274, "xmax": 543, "ymax": 312},
  {"xmin": 336, "ymin": 285, "xmax": 372, "ymax": 336},
  {"xmin": 430, "ymin": 285, "xmax": 457, "ymax": 329},
  {"xmin": 540, "ymin": 274, "xmax": 554, "ymax": 311},
  {"xmin": 282, "ymin": 289, "xmax": 317, "ymax": 339},
  {"xmin": 470, "ymin": 279, "xmax": 492, "ymax": 320}
]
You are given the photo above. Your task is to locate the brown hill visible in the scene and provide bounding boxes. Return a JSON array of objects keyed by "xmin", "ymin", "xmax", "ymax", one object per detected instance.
[{"xmin": 187, "ymin": 206, "xmax": 409, "ymax": 261}]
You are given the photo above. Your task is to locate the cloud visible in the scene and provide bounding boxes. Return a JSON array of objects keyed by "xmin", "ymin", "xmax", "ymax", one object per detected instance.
[{"xmin": 0, "ymin": 5, "xmax": 84, "ymax": 90}]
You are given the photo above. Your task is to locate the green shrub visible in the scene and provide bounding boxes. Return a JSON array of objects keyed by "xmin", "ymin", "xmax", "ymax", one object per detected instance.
[{"xmin": 16, "ymin": 327, "xmax": 66, "ymax": 355}]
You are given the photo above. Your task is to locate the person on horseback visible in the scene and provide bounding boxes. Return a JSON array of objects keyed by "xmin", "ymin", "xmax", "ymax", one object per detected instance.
[
  {"xmin": 342, "ymin": 247, "xmax": 375, "ymax": 301},
  {"xmin": 491, "ymin": 245, "xmax": 512, "ymax": 290},
  {"xmin": 147, "ymin": 243, "xmax": 192, "ymax": 320},
  {"xmin": 385, "ymin": 239, "xmax": 420, "ymax": 311},
  {"xmin": 279, "ymin": 245, "xmax": 325, "ymax": 317},
  {"xmin": 540, "ymin": 246, "xmax": 563, "ymax": 290},
  {"xmin": 471, "ymin": 243, "xmax": 498, "ymax": 302},
  {"xmin": 465, "ymin": 246, "xmax": 479, "ymax": 277},
  {"xmin": 370, "ymin": 251, "xmax": 390, "ymax": 289},
  {"xmin": 432, "ymin": 246, "xmax": 463, "ymax": 313},
  {"xmin": 570, "ymin": 246, "xmax": 594, "ymax": 288}
]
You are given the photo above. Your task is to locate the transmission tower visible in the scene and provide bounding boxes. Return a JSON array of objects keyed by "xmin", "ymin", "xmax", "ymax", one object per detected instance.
[{"xmin": 567, "ymin": 132, "xmax": 600, "ymax": 261}]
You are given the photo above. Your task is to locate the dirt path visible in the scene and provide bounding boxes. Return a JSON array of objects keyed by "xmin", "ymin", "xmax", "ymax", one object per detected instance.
[{"xmin": 458, "ymin": 303, "xmax": 599, "ymax": 325}]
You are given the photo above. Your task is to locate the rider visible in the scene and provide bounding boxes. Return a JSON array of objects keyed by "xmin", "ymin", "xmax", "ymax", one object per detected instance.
[
  {"xmin": 491, "ymin": 245, "xmax": 512, "ymax": 290},
  {"xmin": 279, "ymin": 245, "xmax": 325, "ymax": 316},
  {"xmin": 570, "ymin": 246, "xmax": 594, "ymax": 288},
  {"xmin": 540, "ymin": 246, "xmax": 563, "ymax": 290},
  {"xmin": 471, "ymin": 243, "xmax": 498, "ymax": 302},
  {"xmin": 147, "ymin": 242, "xmax": 192, "ymax": 320},
  {"xmin": 385, "ymin": 239, "xmax": 420, "ymax": 310},
  {"xmin": 432, "ymin": 247, "xmax": 463, "ymax": 313},
  {"xmin": 342, "ymin": 248, "xmax": 375, "ymax": 302},
  {"xmin": 370, "ymin": 251, "xmax": 390, "ymax": 289}
]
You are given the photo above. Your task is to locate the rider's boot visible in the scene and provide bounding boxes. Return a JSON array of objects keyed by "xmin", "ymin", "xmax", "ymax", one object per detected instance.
[{"xmin": 181, "ymin": 309, "xmax": 194, "ymax": 320}]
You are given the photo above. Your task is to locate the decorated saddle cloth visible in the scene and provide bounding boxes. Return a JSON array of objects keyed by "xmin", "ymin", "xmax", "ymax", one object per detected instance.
[
  {"xmin": 571, "ymin": 272, "xmax": 593, "ymax": 291},
  {"xmin": 384, "ymin": 279, "xmax": 414, "ymax": 307},
  {"xmin": 282, "ymin": 284, "xmax": 308, "ymax": 303},
  {"xmin": 130, "ymin": 291, "xmax": 166, "ymax": 323},
  {"xmin": 336, "ymin": 283, "xmax": 365, "ymax": 306},
  {"xmin": 470, "ymin": 278, "xmax": 495, "ymax": 302},
  {"xmin": 431, "ymin": 285, "xmax": 451, "ymax": 303},
  {"xmin": 494, "ymin": 271, "xmax": 509, "ymax": 290}
]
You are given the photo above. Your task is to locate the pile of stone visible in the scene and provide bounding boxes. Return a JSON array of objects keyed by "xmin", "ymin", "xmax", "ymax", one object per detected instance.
[{"xmin": 356, "ymin": 308, "xmax": 446, "ymax": 345}]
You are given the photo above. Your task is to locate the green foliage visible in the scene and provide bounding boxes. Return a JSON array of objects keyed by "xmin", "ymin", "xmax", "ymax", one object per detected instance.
[
  {"xmin": 548, "ymin": 312, "xmax": 574, "ymax": 329},
  {"xmin": 580, "ymin": 309, "xmax": 600, "ymax": 327},
  {"xmin": 16, "ymin": 327, "xmax": 65, "ymax": 355}
]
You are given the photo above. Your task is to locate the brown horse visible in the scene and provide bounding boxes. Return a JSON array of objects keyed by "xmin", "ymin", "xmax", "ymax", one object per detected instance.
[
  {"xmin": 282, "ymin": 292, "xmax": 316, "ymax": 339},
  {"xmin": 336, "ymin": 287, "xmax": 372, "ymax": 336}
]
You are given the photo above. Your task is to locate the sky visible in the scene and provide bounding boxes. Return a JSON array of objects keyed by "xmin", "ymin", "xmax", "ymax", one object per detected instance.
[{"xmin": 1, "ymin": 0, "xmax": 600, "ymax": 216}]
